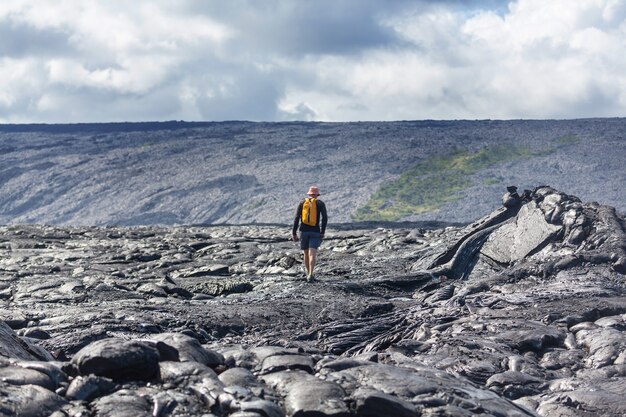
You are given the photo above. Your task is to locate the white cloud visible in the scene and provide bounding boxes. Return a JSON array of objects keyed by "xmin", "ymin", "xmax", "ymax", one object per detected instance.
[
  {"xmin": 45, "ymin": 55, "xmax": 178, "ymax": 94},
  {"xmin": 1, "ymin": 0, "xmax": 625, "ymax": 122},
  {"xmin": 279, "ymin": 0, "xmax": 626, "ymax": 121},
  {"xmin": 0, "ymin": 57, "xmax": 47, "ymax": 122},
  {"xmin": 455, "ymin": 0, "xmax": 626, "ymax": 118}
]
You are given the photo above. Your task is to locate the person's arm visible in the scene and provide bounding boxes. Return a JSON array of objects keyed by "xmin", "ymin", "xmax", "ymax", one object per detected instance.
[
  {"xmin": 320, "ymin": 201, "xmax": 328, "ymax": 238},
  {"xmin": 292, "ymin": 201, "xmax": 303, "ymax": 239}
]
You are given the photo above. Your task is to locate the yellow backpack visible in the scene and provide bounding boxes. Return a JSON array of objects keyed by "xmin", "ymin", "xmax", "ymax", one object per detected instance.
[{"xmin": 302, "ymin": 198, "xmax": 317, "ymax": 226}]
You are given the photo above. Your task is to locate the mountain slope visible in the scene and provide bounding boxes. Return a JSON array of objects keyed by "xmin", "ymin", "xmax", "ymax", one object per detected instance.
[{"xmin": 1, "ymin": 119, "xmax": 624, "ymax": 226}]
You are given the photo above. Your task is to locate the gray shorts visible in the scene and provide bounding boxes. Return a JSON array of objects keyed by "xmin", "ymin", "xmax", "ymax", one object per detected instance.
[{"xmin": 300, "ymin": 232, "xmax": 322, "ymax": 250}]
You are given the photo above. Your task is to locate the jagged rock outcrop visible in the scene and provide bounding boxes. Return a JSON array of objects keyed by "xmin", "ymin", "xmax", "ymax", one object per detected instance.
[
  {"xmin": 0, "ymin": 187, "xmax": 625, "ymax": 416},
  {"xmin": 310, "ymin": 186, "xmax": 626, "ymax": 415}
]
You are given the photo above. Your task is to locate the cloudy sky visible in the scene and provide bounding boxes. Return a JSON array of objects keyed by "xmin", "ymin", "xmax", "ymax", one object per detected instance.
[{"xmin": 1, "ymin": 0, "xmax": 625, "ymax": 123}]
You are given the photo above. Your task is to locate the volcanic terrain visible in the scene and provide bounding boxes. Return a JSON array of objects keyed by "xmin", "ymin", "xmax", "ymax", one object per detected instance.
[
  {"xmin": 1, "ymin": 119, "xmax": 625, "ymax": 226},
  {"xmin": 1, "ymin": 186, "xmax": 625, "ymax": 416}
]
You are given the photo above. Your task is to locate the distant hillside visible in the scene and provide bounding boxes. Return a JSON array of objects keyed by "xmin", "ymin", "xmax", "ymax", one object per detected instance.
[{"xmin": 1, "ymin": 119, "xmax": 624, "ymax": 226}]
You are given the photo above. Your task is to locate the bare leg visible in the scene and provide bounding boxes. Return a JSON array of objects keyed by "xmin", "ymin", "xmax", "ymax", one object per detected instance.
[
  {"xmin": 303, "ymin": 249, "xmax": 311, "ymax": 275},
  {"xmin": 308, "ymin": 248, "xmax": 318, "ymax": 276}
]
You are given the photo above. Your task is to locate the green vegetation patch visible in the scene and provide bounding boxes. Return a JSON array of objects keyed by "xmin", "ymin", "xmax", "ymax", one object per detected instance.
[
  {"xmin": 555, "ymin": 134, "xmax": 580, "ymax": 146},
  {"xmin": 482, "ymin": 176, "xmax": 502, "ymax": 186},
  {"xmin": 353, "ymin": 144, "xmax": 536, "ymax": 221}
]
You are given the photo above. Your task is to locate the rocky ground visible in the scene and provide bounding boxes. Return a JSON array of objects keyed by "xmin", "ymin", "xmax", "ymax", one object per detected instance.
[{"xmin": 1, "ymin": 186, "xmax": 626, "ymax": 416}]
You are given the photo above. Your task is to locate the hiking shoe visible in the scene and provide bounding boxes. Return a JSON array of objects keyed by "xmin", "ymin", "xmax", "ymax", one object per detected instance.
[{"xmin": 307, "ymin": 274, "xmax": 316, "ymax": 282}]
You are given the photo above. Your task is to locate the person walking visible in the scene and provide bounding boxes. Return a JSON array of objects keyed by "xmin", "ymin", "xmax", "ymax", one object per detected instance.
[{"xmin": 292, "ymin": 185, "xmax": 328, "ymax": 282}]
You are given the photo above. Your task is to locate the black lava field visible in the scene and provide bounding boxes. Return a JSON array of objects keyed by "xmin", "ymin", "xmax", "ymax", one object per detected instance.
[{"xmin": 1, "ymin": 120, "xmax": 625, "ymax": 416}]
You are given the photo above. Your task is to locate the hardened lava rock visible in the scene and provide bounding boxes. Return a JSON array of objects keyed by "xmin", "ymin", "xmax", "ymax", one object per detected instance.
[{"xmin": 1, "ymin": 186, "xmax": 625, "ymax": 416}]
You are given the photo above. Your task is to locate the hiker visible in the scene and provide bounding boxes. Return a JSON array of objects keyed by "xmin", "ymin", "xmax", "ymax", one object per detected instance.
[{"xmin": 292, "ymin": 185, "xmax": 328, "ymax": 282}]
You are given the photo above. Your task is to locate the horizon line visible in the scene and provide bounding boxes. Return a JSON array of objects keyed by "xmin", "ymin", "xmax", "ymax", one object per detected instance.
[{"xmin": 2, "ymin": 116, "xmax": 625, "ymax": 128}]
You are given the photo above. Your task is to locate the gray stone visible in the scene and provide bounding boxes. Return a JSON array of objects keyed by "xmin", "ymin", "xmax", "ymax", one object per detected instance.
[
  {"xmin": 176, "ymin": 264, "xmax": 230, "ymax": 278},
  {"xmin": 261, "ymin": 370, "xmax": 320, "ymax": 400},
  {"xmin": 613, "ymin": 256, "xmax": 626, "ymax": 274},
  {"xmin": 540, "ymin": 349, "xmax": 585, "ymax": 370},
  {"xmin": 332, "ymin": 363, "xmax": 438, "ymax": 398},
  {"xmin": 353, "ymin": 388, "xmax": 417, "ymax": 417},
  {"xmin": 486, "ymin": 371, "xmax": 544, "ymax": 399},
  {"xmin": 158, "ymin": 360, "xmax": 220, "ymax": 385},
  {"xmin": 136, "ymin": 283, "xmax": 168, "ymax": 297},
  {"xmin": 539, "ymin": 382, "xmax": 626, "ymax": 417},
  {"xmin": 18, "ymin": 328, "xmax": 51, "ymax": 340},
  {"xmin": 214, "ymin": 344, "xmax": 258, "ymax": 369},
  {"xmin": 317, "ymin": 357, "xmax": 376, "ymax": 373},
  {"xmin": 14, "ymin": 361, "xmax": 68, "ymax": 388},
  {"xmin": 498, "ymin": 322, "xmax": 565, "ymax": 352},
  {"xmin": 594, "ymin": 315, "xmax": 626, "ymax": 330},
  {"xmin": 71, "ymin": 338, "xmax": 160, "ymax": 381},
  {"xmin": 0, "ymin": 382, "xmax": 67, "ymax": 417},
  {"xmin": 284, "ymin": 378, "xmax": 349, "ymax": 417},
  {"xmin": 92, "ymin": 390, "xmax": 153, "ymax": 417},
  {"xmin": 150, "ymin": 332, "xmax": 225, "ymax": 367},
  {"xmin": 260, "ymin": 354, "xmax": 315, "ymax": 375},
  {"xmin": 0, "ymin": 321, "xmax": 52, "ymax": 361},
  {"xmin": 420, "ymin": 406, "xmax": 475, "ymax": 417},
  {"xmin": 250, "ymin": 346, "xmax": 302, "ymax": 363},
  {"xmin": 239, "ymin": 399, "xmax": 285, "ymax": 417},
  {"xmin": 576, "ymin": 327, "xmax": 626, "ymax": 368},
  {"xmin": 481, "ymin": 201, "xmax": 562, "ymax": 264},
  {"xmin": 219, "ymin": 367, "xmax": 261, "ymax": 387},
  {"xmin": 0, "ymin": 365, "xmax": 56, "ymax": 390},
  {"xmin": 66, "ymin": 374, "xmax": 117, "ymax": 401}
]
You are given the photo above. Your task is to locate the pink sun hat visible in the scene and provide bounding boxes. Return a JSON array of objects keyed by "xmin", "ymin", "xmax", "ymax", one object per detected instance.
[{"xmin": 307, "ymin": 186, "xmax": 321, "ymax": 196}]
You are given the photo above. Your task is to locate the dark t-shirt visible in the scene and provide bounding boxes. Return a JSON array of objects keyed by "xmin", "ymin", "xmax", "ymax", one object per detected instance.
[{"xmin": 292, "ymin": 199, "xmax": 328, "ymax": 235}]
